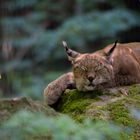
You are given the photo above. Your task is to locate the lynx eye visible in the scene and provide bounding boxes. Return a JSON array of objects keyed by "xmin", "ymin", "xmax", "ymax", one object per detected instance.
[
  {"xmin": 94, "ymin": 67, "xmax": 98, "ymax": 72},
  {"xmin": 94, "ymin": 66, "xmax": 102, "ymax": 72},
  {"xmin": 81, "ymin": 66, "xmax": 87, "ymax": 71},
  {"xmin": 74, "ymin": 65, "xmax": 88, "ymax": 72}
]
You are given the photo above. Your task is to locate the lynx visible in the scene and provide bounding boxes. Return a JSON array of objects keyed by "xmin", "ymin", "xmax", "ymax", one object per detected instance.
[{"xmin": 44, "ymin": 41, "xmax": 140, "ymax": 105}]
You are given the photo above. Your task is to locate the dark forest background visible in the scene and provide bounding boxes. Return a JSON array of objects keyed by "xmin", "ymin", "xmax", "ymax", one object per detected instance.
[{"xmin": 0, "ymin": 0, "xmax": 140, "ymax": 99}]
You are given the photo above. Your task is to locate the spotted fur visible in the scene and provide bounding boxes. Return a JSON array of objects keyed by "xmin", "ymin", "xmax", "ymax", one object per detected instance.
[{"xmin": 44, "ymin": 42, "xmax": 140, "ymax": 105}]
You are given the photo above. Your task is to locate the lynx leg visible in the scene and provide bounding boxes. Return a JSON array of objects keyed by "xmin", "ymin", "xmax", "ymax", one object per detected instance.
[{"xmin": 44, "ymin": 72, "xmax": 75, "ymax": 105}]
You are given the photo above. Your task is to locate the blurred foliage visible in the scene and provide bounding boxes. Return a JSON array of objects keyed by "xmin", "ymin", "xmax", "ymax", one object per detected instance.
[
  {"xmin": 130, "ymin": 108, "xmax": 140, "ymax": 121},
  {"xmin": 0, "ymin": 110, "xmax": 127, "ymax": 140},
  {"xmin": 0, "ymin": 0, "xmax": 140, "ymax": 97}
]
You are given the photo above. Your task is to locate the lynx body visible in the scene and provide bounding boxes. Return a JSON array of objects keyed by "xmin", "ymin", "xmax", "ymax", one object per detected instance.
[{"xmin": 44, "ymin": 42, "xmax": 140, "ymax": 105}]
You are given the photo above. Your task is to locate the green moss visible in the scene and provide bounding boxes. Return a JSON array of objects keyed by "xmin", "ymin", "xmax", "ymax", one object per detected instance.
[
  {"xmin": 55, "ymin": 89, "xmax": 106, "ymax": 121},
  {"xmin": 62, "ymin": 99, "xmax": 91, "ymax": 113},
  {"xmin": 106, "ymin": 102, "xmax": 135, "ymax": 125},
  {"xmin": 104, "ymin": 86, "xmax": 140, "ymax": 139},
  {"xmin": 63, "ymin": 89, "xmax": 103, "ymax": 101},
  {"xmin": 56, "ymin": 89, "xmax": 103, "ymax": 116},
  {"xmin": 129, "ymin": 84, "xmax": 140, "ymax": 95},
  {"xmin": 56, "ymin": 84, "xmax": 140, "ymax": 139}
]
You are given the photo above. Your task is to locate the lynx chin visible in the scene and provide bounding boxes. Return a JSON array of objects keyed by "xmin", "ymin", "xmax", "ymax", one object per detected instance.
[{"xmin": 44, "ymin": 41, "xmax": 140, "ymax": 105}]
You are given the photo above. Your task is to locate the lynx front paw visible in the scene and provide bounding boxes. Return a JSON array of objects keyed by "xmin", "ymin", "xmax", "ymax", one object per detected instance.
[
  {"xmin": 43, "ymin": 72, "xmax": 74, "ymax": 105},
  {"xmin": 106, "ymin": 87, "xmax": 129, "ymax": 96},
  {"xmin": 44, "ymin": 84, "xmax": 63, "ymax": 105}
]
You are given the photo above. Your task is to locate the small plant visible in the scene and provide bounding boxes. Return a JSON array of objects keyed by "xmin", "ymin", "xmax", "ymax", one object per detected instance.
[{"xmin": 0, "ymin": 110, "xmax": 125, "ymax": 140}]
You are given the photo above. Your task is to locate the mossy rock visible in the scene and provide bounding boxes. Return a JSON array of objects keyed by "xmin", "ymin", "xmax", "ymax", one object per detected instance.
[
  {"xmin": 0, "ymin": 97, "xmax": 58, "ymax": 124},
  {"xmin": 55, "ymin": 84, "xmax": 140, "ymax": 139}
]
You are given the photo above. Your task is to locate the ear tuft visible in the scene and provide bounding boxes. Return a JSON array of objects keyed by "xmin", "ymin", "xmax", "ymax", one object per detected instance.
[
  {"xmin": 107, "ymin": 40, "xmax": 118, "ymax": 56},
  {"xmin": 62, "ymin": 41, "xmax": 80, "ymax": 62},
  {"xmin": 62, "ymin": 41, "xmax": 68, "ymax": 51}
]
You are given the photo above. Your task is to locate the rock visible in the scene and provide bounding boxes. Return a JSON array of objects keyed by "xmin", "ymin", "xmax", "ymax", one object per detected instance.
[
  {"xmin": 1, "ymin": 85, "xmax": 140, "ymax": 139},
  {"xmin": 55, "ymin": 84, "xmax": 140, "ymax": 139},
  {"xmin": 0, "ymin": 97, "xmax": 58, "ymax": 124}
]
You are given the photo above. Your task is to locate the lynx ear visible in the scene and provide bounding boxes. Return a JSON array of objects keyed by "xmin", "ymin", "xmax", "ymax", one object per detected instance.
[
  {"xmin": 62, "ymin": 41, "xmax": 80, "ymax": 62},
  {"xmin": 106, "ymin": 40, "xmax": 118, "ymax": 57}
]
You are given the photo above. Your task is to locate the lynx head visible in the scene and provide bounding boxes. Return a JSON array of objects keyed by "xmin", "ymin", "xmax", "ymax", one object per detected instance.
[{"xmin": 62, "ymin": 41, "xmax": 117, "ymax": 91}]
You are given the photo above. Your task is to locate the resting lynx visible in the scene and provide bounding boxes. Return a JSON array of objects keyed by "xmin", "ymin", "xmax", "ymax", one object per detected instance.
[{"xmin": 44, "ymin": 41, "xmax": 140, "ymax": 105}]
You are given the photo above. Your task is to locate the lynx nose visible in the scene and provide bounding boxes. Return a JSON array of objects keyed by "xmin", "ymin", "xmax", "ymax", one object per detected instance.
[{"xmin": 88, "ymin": 76, "xmax": 94, "ymax": 83}]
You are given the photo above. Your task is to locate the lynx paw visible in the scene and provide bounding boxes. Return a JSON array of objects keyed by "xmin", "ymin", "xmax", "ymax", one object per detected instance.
[
  {"xmin": 106, "ymin": 87, "xmax": 129, "ymax": 96},
  {"xmin": 44, "ymin": 84, "xmax": 63, "ymax": 105},
  {"xmin": 43, "ymin": 72, "xmax": 74, "ymax": 105}
]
